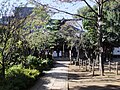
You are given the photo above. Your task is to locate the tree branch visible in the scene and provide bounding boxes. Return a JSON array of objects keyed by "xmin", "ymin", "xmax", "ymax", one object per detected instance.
[
  {"xmin": 94, "ymin": 0, "xmax": 99, "ymax": 4},
  {"xmin": 30, "ymin": 0, "xmax": 95, "ymax": 20},
  {"xmin": 50, "ymin": 6, "xmax": 95, "ymax": 20},
  {"xmin": 102, "ymin": 0, "xmax": 109, "ymax": 4},
  {"xmin": 83, "ymin": 0, "xmax": 98, "ymax": 16}
]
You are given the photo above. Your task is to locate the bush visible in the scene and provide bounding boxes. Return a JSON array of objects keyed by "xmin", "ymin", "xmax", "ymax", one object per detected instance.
[
  {"xmin": 0, "ymin": 65, "xmax": 40, "ymax": 90},
  {"xmin": 6, "ymin": 65, "xmax": 40, "ymax": 78},
  {"xmin": 41, "ymin": 58, "xmax": 53, "ymax": 70},
  {"xmin": 26, "ymin": 55, "xmax": 40, "ymax": 68},
  {"xmin": 26, "ymin": 55, "xmax": 43, "ymax": 72},
  {"xmin": 26, "ymin": 55, "xmax": 54, "ymax": 72},
  {"xmin": 0, "ymin": 55, "xmax": 54, "ymax": 90}
]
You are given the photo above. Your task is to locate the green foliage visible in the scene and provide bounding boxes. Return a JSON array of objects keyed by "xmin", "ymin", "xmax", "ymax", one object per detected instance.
[
  {"xmin": 59, "ymin": 23, "xmax": 81, "ymax": 48},
  {"xmin": 47, "ymin": 19, "xmax": 61, "ymax": 31},
  {"xmin": 103, "ymin": 0, "xmax": 120, "ymax": 45},
  {"xmin": 6, "ymin": 65, "xmax": 40, "ymax": 78},
  {"xmin": 24, "ymin": 7, "xmax": 57, "ymax": 50},
  {"xmin": 0, "ymin": 1, "xmax": 54, "ymax": 89},
  {"xmin": 32, "ymin": 6, "xmax": 50, "ymax": 26},
  {"xmin": 26, "ymin": 55, "xmax": 53, "ymax": 72},
  {"xmin": 77, "ymin": 0, "xmax": 120, "ymax": 49},
  {"xmin": 26, "ymin": 55, "xmax": 41, "ymax": 69},
  {"xmin": 41, "ymin": 58, "xmax": 53, "ymax": 70},
  {"xmin": 24, "ymin": 6, "xmax": 50, "ymax": 31},
  {"xmin": 26, "ymin": 30, "xmax": 56, "ymax": 49},
  {"xmin": 0, "ymin": 65, "xmax": 40, "ymax": 90},
  {"xmin": 0, "ymin": 56, "xmax": 53, "ymax": 90}
]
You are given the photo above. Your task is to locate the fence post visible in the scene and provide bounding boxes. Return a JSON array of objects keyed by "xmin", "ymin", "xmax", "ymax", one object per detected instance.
[
  {"xmin": 85, "ymin": 60, "xmax": 87, "ymax": 71},
  {"xmin": 92, "ymin": 59, "xmax": 95, "ymax": 76},
  {"xmin": 116, "ymin": 62, "xmax": 118, "ymax": 75},
  {"xmin": 108, "ymin": 61, "xmax": 111, "ymax": 72}
]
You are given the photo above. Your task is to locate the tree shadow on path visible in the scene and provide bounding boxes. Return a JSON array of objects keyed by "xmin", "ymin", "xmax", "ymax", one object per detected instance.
[
  {"xmin": 29, "ymin": 59, "xmax": 69, "ymax": 90},
  {"xmin": 69, "ymin": 85, "xmax": 120, "ymax": 90},
  {"xmin": 29, "ymin": 77, "xmax": 50, "ymax": 90}
]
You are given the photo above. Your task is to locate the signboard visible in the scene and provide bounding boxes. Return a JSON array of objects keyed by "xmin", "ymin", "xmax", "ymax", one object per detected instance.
[{"xmin": 113, "ymin": 47, "xmax": 120, "ymax": 55}]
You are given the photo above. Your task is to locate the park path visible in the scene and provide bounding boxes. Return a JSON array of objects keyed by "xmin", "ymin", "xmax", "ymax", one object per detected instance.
[
  {"xmin": 30, "ymin": 58, "xmax": 69, "ymax": 90},
  {"xmin": 30, "ymin": 58, "xmax": 120, "ymax": 90}
]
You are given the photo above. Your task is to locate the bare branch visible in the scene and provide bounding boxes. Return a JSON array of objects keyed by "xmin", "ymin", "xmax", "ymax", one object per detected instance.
[
  {"xmin": 94, "ymin": 0, "xmax": 99, "ymax": 4},
  {"xmin": 83, "ymin": 0, "xmax": 98, "ymax": 16},
  {"xmin": 49, "ymin": 6, "xmax": 95, "ymax": 20},
  {"xmin": 102, "ymin": 0, "xmax": 109, "ymax": 4},
  {"xmin": 63, "ymin": 18, "xmax": 82, "ymax": 21},
  {"xmin": 30, "ymin": 0, "xmax": 95, "ymax": 20}
]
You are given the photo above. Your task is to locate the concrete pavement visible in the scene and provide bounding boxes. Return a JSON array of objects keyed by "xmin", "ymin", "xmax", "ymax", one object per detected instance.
[{"xmin": 30, "ymin": 58, "xmax": 69, "ymax": 90}]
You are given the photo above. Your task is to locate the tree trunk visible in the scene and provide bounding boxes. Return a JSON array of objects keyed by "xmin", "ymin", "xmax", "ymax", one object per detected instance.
[
  {"xmin": 1, "ymin": 54, "xmax": 5, "ymax": 79},
  {"xmin": 108, "ymin": 61, "xmax": 111, "ymax": 72},
  {"xmin": 98, "ymin": 0, "xmax": 104, "ymax": 76},
  {"xmin": 62, "ymin": 43, "xmax": 65, "ymax": 57},
  {"xmin": 99, "ymin": 52, "xmax": 104, "ymax": 76},
  {"xmin": 1, "ymin": 40, "xmax": 8, "ymax": 79},
  {"xmin": 88, "ymin": 58, "xmax": 91, "ymax": 71},
  {"xmin": 76, "ymin": 47, "xmax": 79, "ymax": 66},
  {"xmin": 85, "ymin": 60, "xmax": 87, "ymax": 71},
  {"xmin": 2, "ymin": 63, "xmax": 5, "ymax": 79},
  {"xmin": 69, "ymin": 46, "xmax": 72, "ymax": 64},
  {"xmin": 92, "ymin": 59, "xmax": 95, "ymax": 76},
  {"xmin": 84, "ymin": 50, "xmax": 91, "ymax": 71},
  {"xmin": 79, "ymin": 58, "xmax": 81, "ymax": 69}
]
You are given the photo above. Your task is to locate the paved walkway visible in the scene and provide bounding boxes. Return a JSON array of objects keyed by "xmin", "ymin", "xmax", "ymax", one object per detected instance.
[{"xmin": 30, "ymin": 58, "xmax": 69, "ymax": 90}]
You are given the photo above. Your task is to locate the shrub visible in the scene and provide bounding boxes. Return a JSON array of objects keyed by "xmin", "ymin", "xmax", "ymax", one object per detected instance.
[
  {"xmin": 0, "ymin": 65, "xmax": 40, "ymax": 90},
  {"xmin": 26, "ymin": 55, "xmax": 54, "ymax": 72},
  {"xmin": 26, "ymin": 55, "xmax": 39, "ymax": 68},
  {"xmin": 26, "ymin": 55, "xmax": 43, "ymax": 72},
  {"xmin": 23, "ymin": 69, "xmax": 40, "ymax": 78},
  {"xmin": 41, "ymin": 58, "xmax": 54, "ymax": 70},
  {"xmin": 0, "ymin": 55, "xmax": 54, "ymax": 90}
]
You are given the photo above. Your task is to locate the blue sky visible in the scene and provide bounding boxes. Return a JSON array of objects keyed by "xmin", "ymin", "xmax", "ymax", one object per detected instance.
[
  {"xmin": 37, "ymin": 0, "xmax": 94, "ymax": 19},
  {"xmin": 0, "ymin": 0, "xmax": 94, "ymax": 19}
]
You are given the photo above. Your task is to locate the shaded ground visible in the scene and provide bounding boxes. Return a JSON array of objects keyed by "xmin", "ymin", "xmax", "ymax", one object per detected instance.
[
  {"xmin": 68, "ymin": 64, "xmax": 120, "ymax": 90},
  {"xmin": 30, "ymin": 58, "xmax": 120, "ymax": 90}
]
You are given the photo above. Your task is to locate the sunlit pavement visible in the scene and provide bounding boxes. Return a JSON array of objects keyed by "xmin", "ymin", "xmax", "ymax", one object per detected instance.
[
  {"xmin": 30, "ymin": 58, "xmax": 69, "ymax": 90},
  {"xmin": 30, "ymin": 57, "xmax": 120, "ymax": 90}
]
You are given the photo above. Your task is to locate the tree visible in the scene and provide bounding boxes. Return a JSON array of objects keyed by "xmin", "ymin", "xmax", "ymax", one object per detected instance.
[
  {"xmin": 59, "ymin": 0, "xmax": 120, "ymax": 76},
  {"xmin": 0, "ymin": 1, "xmax": 28, "ymax": 78},
  {"xmin": 24, "ymin": 6, "xmax": 58, "ymax": 57},
  {"xmin": 29, "ymin": 0, "xmax": 119, "ymax": 76},
  {"xmin": 77, "ymin": 0, "xmax": 120, "ymax": 75},
  {"xmin": 58, "ymin": 21, "xmax": 82, "ymax": 63},
  {"xmin": 103, "ymin": 0, "xmax": 120, "ymax": 46}
]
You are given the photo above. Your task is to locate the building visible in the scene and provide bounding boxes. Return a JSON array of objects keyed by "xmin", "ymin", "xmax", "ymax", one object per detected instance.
[
  {"xmin": 0, "ymin": 7, "xmax": 34, "ymax": 25},
  {"xmin": 14, "ymin": 7, "xmax": 33, "ymax": 19}
]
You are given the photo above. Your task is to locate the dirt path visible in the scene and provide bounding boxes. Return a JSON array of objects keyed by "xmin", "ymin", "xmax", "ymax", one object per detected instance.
[
  {"xmin": 30, "ymin": 58, "xmax": 120, "ymax": 90},
  {"xmin": 68, "ymin": 65, "xmax": 120, "ymax": 90}
]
